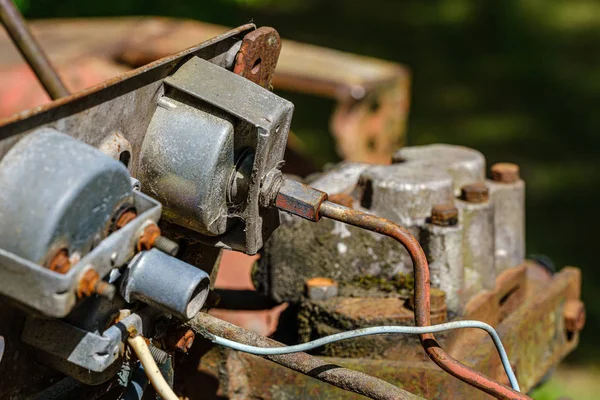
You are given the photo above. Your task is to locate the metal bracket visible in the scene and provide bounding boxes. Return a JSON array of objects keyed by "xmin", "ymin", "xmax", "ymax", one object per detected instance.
[{"xmin": 0, "ymin": 191, "xmax": 161, "ymax": 317}]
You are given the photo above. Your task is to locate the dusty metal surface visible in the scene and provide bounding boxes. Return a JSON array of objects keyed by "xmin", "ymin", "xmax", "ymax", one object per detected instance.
[
  {"xmin": 0, "ymin": 0, "xmax": 68, "ymax": 99},
  {"xmin": 316, "ymin": 201, "xmax": 527, "ymax": 399},
  {"xmin": 488, "ymin": 163, "xmax": 525, "ymax": 273},
  {"xmin": 0, "ymin": 17, "xmax": 410, "ymax": 164}
]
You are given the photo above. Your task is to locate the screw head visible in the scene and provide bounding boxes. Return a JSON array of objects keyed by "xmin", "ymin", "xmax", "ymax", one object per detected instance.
[
  {"xmin": 460, "ymin": 182, "xmax": 489, "ymax": 203},
  {"xmin": 430, "ymin": 204, "xmax": 458, "ymax": 226},
  {"xmin": 491, "ymin": 163, "xmax": 520, "ymax": 183}
]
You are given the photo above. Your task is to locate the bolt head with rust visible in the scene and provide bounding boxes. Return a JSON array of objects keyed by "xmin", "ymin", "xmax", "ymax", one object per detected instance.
[
  {"xmin": 306, "ymin": 277, "xmax": 338, "ymax": 301},
  {"xmin": 491, "ymin": 163, "xmax": 520, "ymax": 183},
  {"xmin": 564, "ymin": 299, "xmax": 585, "ymax": 334},
  {"xmin": 430, "ymin": 204, "xmax": 458, "ymax": 226},
  {"xmin": 138, "ymin": 223, "xmax": 161, "ymax": 252},
  {"xmin": 114, "ymin": 208, "xmax": 138, "ymax": 231},
  {"xmin": 77, "ymin": 268, "xmax": 100, "ymax": 298},
  {"xmin": 47, "ymin": 248, "xmax": 71, "ymax": 274},
  {"xmin": 460, "ymin": 182, "xmax": 489, "ymax": 203}
]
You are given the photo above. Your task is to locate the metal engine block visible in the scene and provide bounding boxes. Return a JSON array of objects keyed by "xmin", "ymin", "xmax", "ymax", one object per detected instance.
[{"xmin": 0, "ymin": 3, "xmax": 585, "ymax": 399}]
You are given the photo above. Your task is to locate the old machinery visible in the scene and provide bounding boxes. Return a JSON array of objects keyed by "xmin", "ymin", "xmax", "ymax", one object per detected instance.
[{"xmin": 0, "ymin": 2, "xmax": 584, "ymax": 399}]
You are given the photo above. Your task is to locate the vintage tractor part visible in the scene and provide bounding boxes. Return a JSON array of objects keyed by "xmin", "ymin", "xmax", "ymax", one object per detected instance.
[{"xmin": 0, "ymin": 3, "xmax": 583, "ymax": 399}]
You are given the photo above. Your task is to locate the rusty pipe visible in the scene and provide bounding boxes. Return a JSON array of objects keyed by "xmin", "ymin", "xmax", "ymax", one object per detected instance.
[
  {"xmin": 189, "ymin": 312, "xmax": 424, "ymax": 400},
  {"xmin": 0, "ymin": 0, "xmax": 69, "ymax": 99},
  {"xmin": 318, "ymin": 200, "xmax": 529, "ymax": 400}
]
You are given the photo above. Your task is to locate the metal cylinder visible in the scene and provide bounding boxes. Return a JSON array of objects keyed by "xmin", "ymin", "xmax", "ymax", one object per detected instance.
[
  {"xmin": 487, "ymin": 164, "xmax": 525, "ymax": 273},
  {"xmin": 121, "ymin": 249, "xmax": 210, "ymax": 320},
  {"xmin": 420, "ymin": 216, "xmax": 464, "ymax": 315},
  {"xmin": 393, "ymin": 144, "xmax": 485, "ymax": 196},
  {"xmin": 456, "ymin": 197, "xmax": 496, "ymax": 299},
  {"xmin": 0, "ymin": 128, "xmax": 133, "ymax": 267}
]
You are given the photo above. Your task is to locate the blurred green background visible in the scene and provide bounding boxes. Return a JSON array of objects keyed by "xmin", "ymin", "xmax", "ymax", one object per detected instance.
[{"xmin": 17, "ymin": 0, "xmax": 600, "ymax": 398}]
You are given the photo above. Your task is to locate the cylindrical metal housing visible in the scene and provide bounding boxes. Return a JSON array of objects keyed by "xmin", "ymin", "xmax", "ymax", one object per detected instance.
[
  {"xmin": 456, "ymin": 198, "xmax": 496, "ymax": 299},
  {"xmin": 121, "ymin": 249, "xmax": 210, "ymax": 320},
  {"xmin": 357, "ymin": 164, "xmax": 454, "ymax": 227},
  {"xmin": 487, "ymin": 179, "xmax": 525, "ymax": 272},
  {"xmin": 0, "ymin": 128, "xmax": 133, "ymax": 266},
  {"xmin": 393, "ymin": 144, "xmax": 485, "ymax": 196},
  {"xmin": 420, "ymin": 222, "xmax": 464, "ymax": 315}
]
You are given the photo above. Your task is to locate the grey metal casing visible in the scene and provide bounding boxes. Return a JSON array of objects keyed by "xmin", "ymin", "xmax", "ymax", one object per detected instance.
[
  {"xmin": 121, "ymin": 249, "xmax": 211, "ymax": 320},
  {"xmin": 0, "ymin": 130, "xmax": 162, "ymax": 317},
  {"xmin": 0, "ymin": 129, "xmax": 133, "ymax": 266},
  {"xmin": 140, "ymin": 56, "xmax": 293, "ymax": 254},
  {"xmin": 140, "ymin": 99, "xmax": 235, "ymax": 236}
]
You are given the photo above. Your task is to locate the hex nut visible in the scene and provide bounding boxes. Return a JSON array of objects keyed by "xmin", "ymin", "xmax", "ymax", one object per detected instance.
[
  {"xmin": 306, "ymin": 277, "xmax": 338, "ymax": 301},
  {"xmin": 460, "ymin": 182, "xmax": 489, "ymax": 203},
  {"xmin": 430, "ymin": 204, "xmax": 458, "ymax": 226},
  {"xmin": 491, "ymin": 163, "xmax": 520, "ymax": 183}
]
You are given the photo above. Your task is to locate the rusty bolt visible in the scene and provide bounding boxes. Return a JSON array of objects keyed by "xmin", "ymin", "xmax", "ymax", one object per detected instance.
[
  {"xmin": 430, "ymin": 204, "xmax": 458, "ymax": 226},
  {"xmin": 491, "ymin": 163, "xmax": 520, "ymax": 183},
  {"xmin": 137, "ymin": 223, "xmax": 179, "ymax": 255},
  {"xmin": 306, "ymin": 277, "xmax": 338, "ymax": 301},
  {"xmin": 460, "ymin": 182, "xmax": 489, "ymax": 203},
  {"xmin": 137, "ymin": 223, "xmax": 161, "ymax": 252},
  {"xmin": 564, "ymin": 299, "xmax": 585, "ymax": 334},
  {"xmin": 77, "ymin": 268, "xmax": 116, "ymax": 300},
  {"xmin": 47, "ymin": 248, "xmax": 71, "ymax": 274},
  {"xmin": 114, "ymin": 208, "xmax": 137, "ymax": 230},
  {"xmin": 328, "ymin": 193, "xmax": 355, "ymax": 209},
  {"xmin": 166, "ymin": 328, "xmax": 196, "ymax": 353}
]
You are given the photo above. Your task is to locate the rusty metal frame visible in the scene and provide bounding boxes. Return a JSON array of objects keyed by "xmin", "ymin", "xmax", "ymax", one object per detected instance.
[{"xmin": 0, "ymin": 17, "xmax": 410, "ymax": 164}]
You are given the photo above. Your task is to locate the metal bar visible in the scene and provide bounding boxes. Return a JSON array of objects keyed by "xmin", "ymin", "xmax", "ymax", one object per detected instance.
[
  {"xmin": 188, "ymin": 312, "xmax": 424, "ymax": 400},
  {"xmin": 0, "ymin": 0, "xmax": 68, "ymax": 99},
  {"xmin": 317, "ymin": 200, "xmax": 530, "ymax": 400}
]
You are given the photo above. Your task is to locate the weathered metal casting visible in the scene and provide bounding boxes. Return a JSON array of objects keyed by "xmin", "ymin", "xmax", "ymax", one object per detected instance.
[{"xmin": 139, "ymin": 55, "xmax": 293, "ymax": 253}]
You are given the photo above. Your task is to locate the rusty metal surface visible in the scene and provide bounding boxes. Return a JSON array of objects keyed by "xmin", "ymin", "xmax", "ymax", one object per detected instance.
[
  {"xmin": 0, "ymin": 17, "xmax": 410, "ymax": 164},
  {"xmin": 198, "ymin": 264, "xmax": 581, "ymax": 399},
  {"xmin": 0, "ymin": 0, "xmax": 68, "ymax": 99},
  {"xmin": 189, "ymin": 312, "xmax": 424, "ymax": 400},
  {"xmin": 316, "ymin": 201, "xmax": 528, "ymax": 400},
  {"xmin": 233, "ymin": 26, "xmax": 281, "ymax": 89},
  {"xmin": 275, "ymin": 178, "xmax": 328, "ymax": 221}
]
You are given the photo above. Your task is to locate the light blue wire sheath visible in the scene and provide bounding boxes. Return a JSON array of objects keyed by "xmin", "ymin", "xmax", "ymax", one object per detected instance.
[{"xmin": 205, "ymin": 319, "xmax": 520, "ymax": 392}]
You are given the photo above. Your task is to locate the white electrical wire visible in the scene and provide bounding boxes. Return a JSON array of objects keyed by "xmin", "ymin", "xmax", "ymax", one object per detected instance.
[
  {"xmin": 127, "ymin": 336, "xmax": 179, "ymax": 400},
  {"xmin": 205, "ymin": 319, "xmax": 520, "ymax": 392}
]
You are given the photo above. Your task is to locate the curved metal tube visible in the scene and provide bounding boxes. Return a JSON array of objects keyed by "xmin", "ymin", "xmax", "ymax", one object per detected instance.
[{"xmin": 318, "ymin": 201, "xmax": 529, "ymax": 400}]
